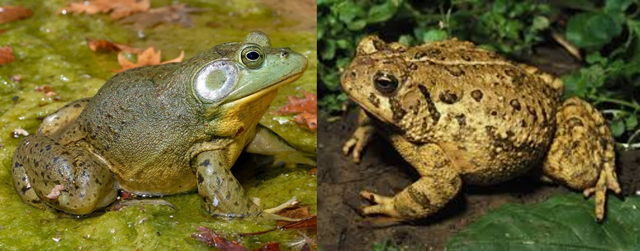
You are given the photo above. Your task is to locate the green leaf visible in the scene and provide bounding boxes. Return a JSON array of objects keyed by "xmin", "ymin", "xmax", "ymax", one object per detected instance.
[
  {"xmin": 420, "ymin": 29, "xmax": 448, "ymax": 43},
  {"xmin": 566, "ymin": 12, "xmax": 623, "ymax": 49},
  {"xmin": 625, "ymin": 113, "xmax": 638, "ymax": 131},
  {"xmin": 612, "ymin": 119, "xmax": 626, "ymax": 137},
  {"xmin": 367, "ymin": 0, "xmax": 402, "ymax": 24},
  {"xmin": 447, "ymin": 194, "xmax": 640, "ymax": 251}
]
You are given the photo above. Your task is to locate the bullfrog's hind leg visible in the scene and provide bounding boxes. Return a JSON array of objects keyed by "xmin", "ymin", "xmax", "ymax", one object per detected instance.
[
  {"xmin": 39, "ymin": 98, "xmax": 90, "ymax": 137},
  {"xmin": 12, "ymin": 135, "xmax": 118, "ymax": 215},
  {"xmin": 343, "ymin": 108, "xmax": 376, "ymax": 163},
  {"xmin": 359, "ymin": 137, "xmax": 461, "ymax": 221},
  {"xmin": 543, "ymin": 97, "xmax": 621, "ymax": 221}
]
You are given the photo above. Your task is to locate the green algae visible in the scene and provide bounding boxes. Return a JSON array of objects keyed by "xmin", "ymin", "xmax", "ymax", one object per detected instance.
[{"xmin": 0, "ymin": 0, "xmax": 317, "ymax": 250}]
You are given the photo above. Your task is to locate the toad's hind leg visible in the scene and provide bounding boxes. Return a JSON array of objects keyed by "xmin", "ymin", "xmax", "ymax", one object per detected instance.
[
  {"xmin": 543, "ymin": 97, "xmax": 621, "ymax": 221},
  {"xmin": 360, "ymin": 137, "xmax": 461, "ymax": 221}
]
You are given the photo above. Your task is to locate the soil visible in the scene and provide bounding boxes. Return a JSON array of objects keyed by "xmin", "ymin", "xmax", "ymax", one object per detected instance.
[{"xmin": 317, "ymin": 44, "xmax": 640, "ymax": 250}]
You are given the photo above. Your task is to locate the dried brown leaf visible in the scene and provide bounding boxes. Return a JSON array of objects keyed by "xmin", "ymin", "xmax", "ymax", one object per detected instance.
[
  {"xmin": 0, "ymin": 6, "xmax": 33, "ymax": 24},
  {"xmin": 273, "ymin": 90, "xmax": 317, "ymax": 131},
  {"xmin": 192, "ymin": 226, "xmax": 249, "ymax": 251},
  {"xmin": 119, "ymin": 3, "xmax": 207, "ymax": 29},
  {"xmin": 0, "ymin": 45, "xmax": 15, "ymax": 65},
  {"xmin": 113, "ymin": 47, "xmax": 184, "ymax": 72},
  {"xmin": 86, "ymin": 38, "xmax": 142, "ymax": 53},
  {"xmin": 58, "ymin": 0, "xmax": 150, "ymax": 20}
]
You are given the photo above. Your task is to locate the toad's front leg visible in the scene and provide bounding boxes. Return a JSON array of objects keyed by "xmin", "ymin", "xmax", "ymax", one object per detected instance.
[{"xmin": 360, "ymin": 138, "xmax": 461, "ymax": 221}]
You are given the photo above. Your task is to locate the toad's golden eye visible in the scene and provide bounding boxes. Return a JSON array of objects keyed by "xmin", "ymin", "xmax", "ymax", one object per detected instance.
[
  {"xmin": 241, "ymin": 46, "xmax": 264, "ymax": 68},
  {"xmin": 373, "ymin": 72, "xmax": 398, "ymax": 95}
]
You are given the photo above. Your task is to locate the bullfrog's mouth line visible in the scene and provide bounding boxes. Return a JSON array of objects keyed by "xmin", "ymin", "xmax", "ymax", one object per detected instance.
[{"xmin": 229, "ymin": 71, "xmax": 305, "ymax": 105}]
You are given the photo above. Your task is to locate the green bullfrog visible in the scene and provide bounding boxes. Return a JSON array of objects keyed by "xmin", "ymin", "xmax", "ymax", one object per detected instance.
[{"xmin": 12, "ymin": 31, "xmax": 308, "ymax": 219}]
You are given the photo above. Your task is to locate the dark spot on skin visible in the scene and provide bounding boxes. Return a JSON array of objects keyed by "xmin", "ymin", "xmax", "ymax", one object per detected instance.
[
  {"xmin": 33, "ymin": 160, "xmax": 39, "ymax": 168},
  {"xmin": 471, "ymin": 90, "xmax": 483, "ymax": 102},
  {"xmin": 73, "ymin": 103, "xmax": 82, "ymax": 108},
  {"xmin": 462, "ymin": 55, "xmax": 471, "ymax": 61},
  {"xmin": 389, "ymin": 97, "xmax": 407, "ymax": 123},
  {"xmin": 368, "ymin": 93, "xmax": 380, "ymax": 108},
  {"xmin": 439, "ymin": 90, "xmax": 459, "ymax": 104},
  {"xmin": 414, "ymin": 51, "xmax": 426, "ymax": 59},
  {"xmin": 45, "ymin": 145, "xmax": 51, "ymax": 151},
  {"xmin": 418, "ymin": 85, "xmax": 440, "ymax": 125},
  {"xmin": 491, "ymin": 111, "xmax": 497, "ymax": 116},
  {"xmin": 199, "ymin": 159, "xmax": 210, "ymax": 167},
  {"xmin": 567, "ymin": 117, "xmax": 584, "ymax": 128},
  {"xmin": 79, "ymin": 193, "xmax": 85, "ymax": 199},
  {"xmin": 510, "ymin": 99, "xmax": 521, "ymax": 111},
  {"xmin": 20, "ymin": 185, "xmax": 30, "ymax": 194},
  {"xmin": 373, "ymin": 40, "xmax": 386, "ymax": 51},
  {"xmin": 225, "ymin": 191, "xmax": 231, "ymax": 200},
  {"xmin": 234, "ymin": 202, "xmax": 239, "ymax": 206},
  {"xmin": 445, "ymin": 66, "xmax": 465, "ymax": 77},
  {"xmin": 197, "ymin": 173, "xmax": 204, "ymax": 185},
  {"xmin": 408, "ymin": 186, "xmax": 431, "ymax": 209},
  {"xmin": 408, "ymin": 63, "xmax": 418, "ymax": 70},
  {"xmin": 521, "ymin": 120, "xmax": 528, "ymax": 128},
  {"xmin": 216, "ymin": 177, "xmax": 222, "ymax": 187},
  {"xmin": 504, "ymin": 68, "xmax": 517, "ymax": 78}
]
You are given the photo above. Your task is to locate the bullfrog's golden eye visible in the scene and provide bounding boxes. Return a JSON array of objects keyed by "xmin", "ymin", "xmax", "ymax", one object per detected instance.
[
  {"xmin": 373, "ymin": 72, "xmax": 398, "ymax": 95},
  {"xmin": 241, "ymin": 46, "xmax": 264, "ymax": 68}
]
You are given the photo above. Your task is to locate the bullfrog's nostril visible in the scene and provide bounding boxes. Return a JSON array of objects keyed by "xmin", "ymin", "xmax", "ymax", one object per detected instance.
[{"xmin": 280, "ymin": 51, "xmax": 289, "ymax": 58}]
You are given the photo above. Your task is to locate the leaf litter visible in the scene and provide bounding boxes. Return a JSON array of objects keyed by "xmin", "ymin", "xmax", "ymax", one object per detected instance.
[
  {"xmin": 119, "ymin": 3, "xmax": 207, "ymax": 30},
  {"xmin": 0, "ymin": 6, "xmax": 33, "ymax": 24},
  {"xmin": 58, "ymin": 0, "xmax": 150, "ymax": 20}
]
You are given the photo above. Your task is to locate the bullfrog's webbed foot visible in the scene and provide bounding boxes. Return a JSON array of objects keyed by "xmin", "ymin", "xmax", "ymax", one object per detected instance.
[{"xmin": 342, "ymin": 108, "xmax": 375, "ymax": 163}]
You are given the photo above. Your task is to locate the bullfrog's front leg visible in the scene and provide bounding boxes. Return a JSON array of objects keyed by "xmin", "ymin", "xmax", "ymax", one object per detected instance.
[
  {"xmin": 194, "ymin": 150, "xmax": 297, "ymax": 220},
  {"xmin": 543, "ymin": 97, "xmax": 621, "ymax": 221}
]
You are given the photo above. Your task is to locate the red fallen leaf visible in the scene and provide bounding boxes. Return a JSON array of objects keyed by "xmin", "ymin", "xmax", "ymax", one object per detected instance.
[
  {"xmin": 276, "ymin": 206, "xmax": 311, "ymax": 227},
  {"xmin": 45, "ymin": 185, "xmax": 65, "ymax": 199},
  {"xmin": 308, "ymin": 168, "xmax": 317, "ymax": 176},
  {"xmin": 113, "ymin": 47, "xmax": 184, "ymax": 72},
  {"xmin": 192, "ymin": 226, "xmax": 249, "ymax": 251},
  {"xmin": 58, "ymin": 0, "xmax": 150, "ymax": 20},
  {"xmin": 0, "ymin": 45, "xmax": 15, "ymax": 65},
  {"xmin": 280, "ymin": 216, "xmax": 317, "ymax": 230},
  {"xmin": 273, "ymin": 90, "xmax": 317, "ymax": 131},
  {"xmin": 0, "ymin": 6, "xmax": 33, "ymax": 24},
  {"xmin": 251, "ymin": 242, "xmax": 280, "ymax": 251},
  {"xmin": 87, "ymin": 38, "xmax": 142, "ymax": 53},
  {"xmin": 35, "ymin": 85, "xmax": 57, "ymax": 97}
]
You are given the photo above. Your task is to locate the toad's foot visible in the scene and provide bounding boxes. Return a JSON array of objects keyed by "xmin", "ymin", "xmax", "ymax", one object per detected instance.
[
  {"xmin": 342, "ymin": 109, "xmax": 375, "ymax": 163},
  {"xmin": 358, "ymin": 190, "xmax": 401, "ymax": 219},
  {"xmin": 544, "ymin": 97, "xmax": 621, "ymax": 221},
  {"xmin": 583, "ymin": 167, "xmax": 621, "ymax": 221}
]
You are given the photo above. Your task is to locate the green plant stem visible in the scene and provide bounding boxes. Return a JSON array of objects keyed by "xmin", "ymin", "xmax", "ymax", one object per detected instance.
[{"xmin": 592, "ymin": 97, "xmax": 640, "ymax": 110}]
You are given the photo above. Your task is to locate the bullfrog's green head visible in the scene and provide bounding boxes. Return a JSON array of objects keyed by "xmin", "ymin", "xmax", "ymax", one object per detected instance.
[
  {"xmin": 191, "ymin": 31, "xmax": 307, "ymax": 108},
  {"xmin": 189, "ymin": 31, "xmax": 307, "ymax": 137}
]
